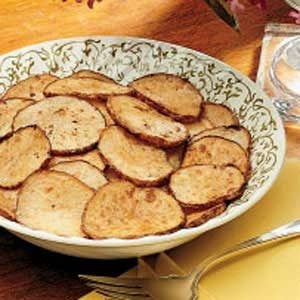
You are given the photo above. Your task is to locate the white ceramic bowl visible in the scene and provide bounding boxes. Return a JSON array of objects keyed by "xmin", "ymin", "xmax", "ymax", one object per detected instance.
[{"xmin": 0, "ymin": 37, "xmax": 285, "ymax": 259}]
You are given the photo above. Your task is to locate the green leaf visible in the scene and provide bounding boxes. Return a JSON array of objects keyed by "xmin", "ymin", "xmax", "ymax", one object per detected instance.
[{"xmin": 203, "ymin": 0, "xmax": 240, "ymax": 31}]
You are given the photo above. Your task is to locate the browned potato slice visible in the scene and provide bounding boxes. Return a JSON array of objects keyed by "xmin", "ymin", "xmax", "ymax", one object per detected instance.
[
  {"xmin": 202, "ymin": 103, "xmax": 239, "ymax": 127},
  {"xmin": 13, "ymin": 96, "xmax": 105, "ymax": 155},
  {"xmin": 44, "ymin": 77, "xmax": 133, "ymax": 101},
  {"xmin": 48, "ymin": 149, "xmax": 105, "ymax": 171},
  {"xmin": 130, "ymin": 74, "xmax": 203, "ymax": 122},
  {"xmin": 88, "ymin": 100, "xmax": 115, "ymax": 126},
  {"xmin": 70, "ymin": 70, "xmax": 116, "ymax": 84},
  {"xmin": 82, "ymin": 181, "xmax": 184, "ymax": 239},
  {"xmin": 183, "ymin": 136, "xmax": 250, "ymax": 176},
  {"xmin": 104, "ymin": 168, "xmax": 122, "ymax": 182},
  {"xmin": 185, "ymin": 117, "xmax": 213, "ymax": 138},
  {"xmin": 2, "ymin": 74, "xmax": 58, "ymax": 101},
  {"xmin": 16, "ymin": 171, "xmax": 94, "ymax": 237},
  {"xmin": 184, "ymin": 203, "xmax": 226, "ymax": 228},
  {"xmin": 0, "ymin": 126, "xmax": 50, "ymax": 189},
  {"xmin": 170, "ymin": 165, "xmax": 245, "ymax": 209},
  {"xmin": 50, "ymin": 160, "xmax": 107, "ymax": 190},
  {"xmin": 0, "ymin": 189, "xmax": 19, "ymax": 220},
  {"xmin": 0, "ymin": 98, "xmax": 34, "ymax": 139},
  {"xmin": 107, "ymin": 96, "xmax": 188, "ymax": 148},
  {"xmin": 165, "ymin": 144, "xmax": 186, "ymax": 170},
  {"xmin": 191, "ymin": 125, "xmax": 251, "ymax": 153},
  {"xmin": 98, "ymin": 126, "xmax": 173, "ymax": 187}
]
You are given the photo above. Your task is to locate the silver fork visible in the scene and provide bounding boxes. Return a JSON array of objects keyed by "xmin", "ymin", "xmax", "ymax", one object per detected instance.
[{"xmin": 80, "ymin": 220, "xmax": 300, "ymax": 300}]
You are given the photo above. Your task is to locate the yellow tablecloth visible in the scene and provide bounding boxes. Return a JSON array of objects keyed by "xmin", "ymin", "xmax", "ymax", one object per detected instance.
[{"xmin": 81, "ymin": 158, "xmax": 300, "ymax": 300}]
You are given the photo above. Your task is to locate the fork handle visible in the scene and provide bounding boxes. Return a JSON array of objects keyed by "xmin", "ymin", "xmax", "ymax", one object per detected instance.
[{"xmin": 191, "ymin": 220, "xmax": 300, "ymax": 278}]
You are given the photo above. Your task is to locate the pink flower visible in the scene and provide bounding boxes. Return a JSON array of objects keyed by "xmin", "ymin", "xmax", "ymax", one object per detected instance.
[
  {"xmin": 228, "ymin": 0, "xmax": 245, "ymax": 14},
  {"xmin": 289, "ymin": 10, "xmax": 300, "ymax": 24}
]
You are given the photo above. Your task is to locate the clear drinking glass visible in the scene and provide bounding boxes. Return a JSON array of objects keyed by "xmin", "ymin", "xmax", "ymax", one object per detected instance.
[{"xmin": 270, "ymin": 37, "xmax": 300, "ymax": 122}]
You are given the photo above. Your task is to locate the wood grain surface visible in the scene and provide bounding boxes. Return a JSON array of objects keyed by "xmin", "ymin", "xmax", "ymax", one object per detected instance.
[{"xmin": 0, "ymin": 1, "xmax": 298, "ymax": 299}]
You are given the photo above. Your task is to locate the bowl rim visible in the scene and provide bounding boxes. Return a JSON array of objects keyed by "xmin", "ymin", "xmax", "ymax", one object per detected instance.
[
  {"xmin": 0, "ymin": 35, "xmax": 286, "ymax": 248},
  {"xmin": 285, "ymin": 0, "xmax": 300, "ymax": 10}
]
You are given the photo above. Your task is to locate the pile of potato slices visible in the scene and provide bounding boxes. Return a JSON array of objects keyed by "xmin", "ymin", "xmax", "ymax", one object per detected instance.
[{"xmin": 0, "ymin": 71, "xmax": 251, "ymax": 239}]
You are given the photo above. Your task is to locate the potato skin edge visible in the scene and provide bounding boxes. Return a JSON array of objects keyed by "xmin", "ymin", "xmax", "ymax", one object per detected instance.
[
  {"xmin": 106, "ymin": 96, "xmax": 189, "ymax": 149},
  {"xmin": 12, "ymin": 96, "xmax": 106, "ymax": 156},
  {"xmin": 98, "ymin": 126, "xmax": 173, "ymax": 187},
  {"xmin": 169, "ymin": 164, "xmax": 247, "ymax": 210},
  {"xmin": 15, "ymin": 170, "xmax": 94, "ymax": 238},
  {"xmin": 184, "ymin": 136, "xmax": 251, "ymax": 178},
  {"xmin": 0, "ymin": 125, "xmax": 52, "ymax": 190},
  {"xmin": 81, "ymin": 182, "xmax": 186, "ymax": 239},
  {"xmin": 130, "ymin": 73, "xmax": 203, "ymax": 123},
  {"xmin": 184, "ymin": 203, "xmax": 226, "ymax": 228}
]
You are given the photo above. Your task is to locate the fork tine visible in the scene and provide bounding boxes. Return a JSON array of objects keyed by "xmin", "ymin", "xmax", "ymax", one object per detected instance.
[
  {"xmin": 79, "ymin": 275, "xmax": 152, "ymax": 299},
  {"xmin": 94, "ymin": 288, "xmax": 133, "ymax": 300},
  {"xmin": 85, "ymin": 282, "xmax": 151, "ymax": 298},
  {"xmin": 93, "ymin": 287, "xmax": 152, "ymax": 300},
  {"xmin": 79, "ymin": 275, "xmax": 144, "ymax": 289}
]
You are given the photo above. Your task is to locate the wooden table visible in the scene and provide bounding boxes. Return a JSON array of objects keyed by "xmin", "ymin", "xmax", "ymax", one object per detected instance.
[{"xmin": 0, "ymin": 1, "xmax": 299, "ymax": 299}]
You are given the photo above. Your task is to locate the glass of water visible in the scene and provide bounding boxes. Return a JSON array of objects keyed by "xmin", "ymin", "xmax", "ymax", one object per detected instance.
[{"xmin": 270, "ymin": 37, "xmax": 300, "ymax": 123}]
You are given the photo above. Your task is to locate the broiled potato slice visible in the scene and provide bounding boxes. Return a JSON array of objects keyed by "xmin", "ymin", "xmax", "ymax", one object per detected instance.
[
  {"xmin": 185, "ymin": 117, "xmax": 213, "ymax": 138},
  {"xmin": 50, "ymin": 160, "xmax": 107, "ymax": 190},
  {"xmin": 98, "ymin": 126, "xmax": 173, "ymax": 186},
  {"xmin": 16, "ymin": 171, "xmax": 94, "ymax": 237},
  {"xmin": 165, "ymin": 144, "xmax": 186, "ymax": 170},
  {"xmin": 0, "ymin": 98, "xmax": 34, "ymax": 139},
  {"xmin": 192, "ymin": 125, "xmax": 251, "ymax": 153},
  {"xmin": 104, "ymin": 168, "xmax": 122, "ymax": 182},
  {"xmin": 2, "ymin": 74, "xmax": 58, "ymax": 101},
  {"xmin": 0, "ymin": 126, "xmax": 50, "ymax": 189},
  {"xmin": 184, "ymin": 203, "xmax": 226, "ymax": 228},
  {"xmin": 70, "ymin": 70, "xmax": 116, "ymax": 84},
  {"xmin": 82, "ymin": 181, "xmax": 184, "ymax": 239},
  {"xmin": 0, "ymin": 189, "xmax": 19, "ymax": 220},
  {"xmin": 88, "ymin": 100, "xmax": 115, "ymax": 126},
  {"xmin": 130, "ymin": 74, "xmax": 203, "ymax": 122},
  {"xmin": 13, "ymin": 96, "xmax": 105, "ymax": 154},
  {"xmin": 107, "ymin": 96, "xmax": 188, "ymax": 148},
  {"xmin": 202, "ymin": 103, "xmax": 239, "ymax": 127},
  {"xmin": 170, "ymin": 165, "xmax": 245, "ymax": 209},
  {"xmin": 44, "ymin": 77, "xmax": 133, "ymax": 101},
  {"xmin": 183, "ymin": 136, "xmax": 250, "ymax": 176},
  {"xmin": 48, "ymin": 149, "xmax": 105, "ymax": 171}
]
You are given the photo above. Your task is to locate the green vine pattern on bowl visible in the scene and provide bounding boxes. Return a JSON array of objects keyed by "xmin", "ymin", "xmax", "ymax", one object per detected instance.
[{"xmin": 0, "ymin": 37, "xmax": 281, "ymax": 216}]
